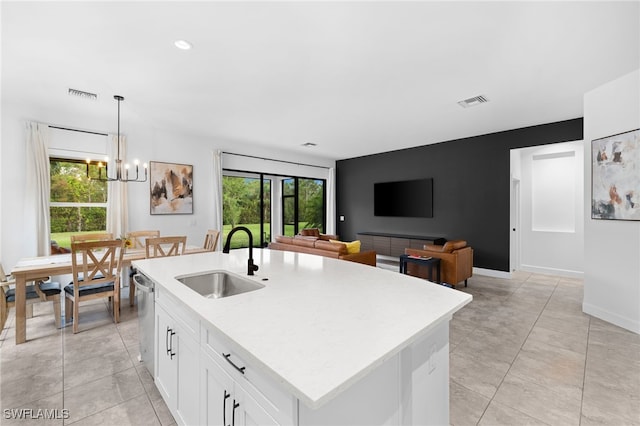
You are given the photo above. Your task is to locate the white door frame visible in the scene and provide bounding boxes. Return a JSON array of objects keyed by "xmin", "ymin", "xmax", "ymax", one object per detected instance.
[{"xmin": 510, "ymin": 178, "xmax": 521, "ymax": 273}]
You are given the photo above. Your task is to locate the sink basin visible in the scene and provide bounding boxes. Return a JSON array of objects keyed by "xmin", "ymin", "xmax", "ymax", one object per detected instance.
[{"xmin": 176, "ymin": 271, "xmax": 265, "ymax": 299}]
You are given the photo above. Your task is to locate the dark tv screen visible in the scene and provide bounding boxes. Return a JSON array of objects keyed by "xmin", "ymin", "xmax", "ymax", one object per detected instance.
[{"xmin": 374, "ymin": 178, "xmax": 433, "ymax": 218}]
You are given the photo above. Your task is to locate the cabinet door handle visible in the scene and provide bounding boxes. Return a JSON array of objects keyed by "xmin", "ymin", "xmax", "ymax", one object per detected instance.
[
  {"xmin": 169, "ymin": 329, "xmax": 176, "ymax": 359},
  {"xmin": 223, "ymin": 390, "xmax": 230, "ymax": 426},
  {"xmin": 166, "ymin": 326, "xmax": 171, "ymax": 355},
  {"xmin": 166, "ymin": 326, "xmax": 176, "ymax": 359},
  {"xmin": 232, "ymin": 399, "xmax": 240, "ymax": 426},
  {"xmin": 223, "ymin": 353, "xmax": 246, "ymax": 374}
]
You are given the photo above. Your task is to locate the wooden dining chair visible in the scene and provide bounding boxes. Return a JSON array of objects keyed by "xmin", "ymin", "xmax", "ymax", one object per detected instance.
[
  {"xmin": 126, "ymin": 230, "xmax": 160, "ymax": 306},
  {"xmin": 65, "ymin": 239, "xmax": 124, "ymax": 334},
  {"xmin": 126, "ymin": 230, "xmax": 160, "ymax": 249},
  {"xmin": 145, "ymin": 236, "xmax": 187, "ymax": 258},
  {"xmin": 0, "ymin": 262, "xmax": 61, "ymax": 333},
  {"xmin": 70, "ymin": 232, "xmax": 114, "ymax": 243},
  {"xmin": 203, "ymin": 229, "xmax": 220, "ymax": 252}
]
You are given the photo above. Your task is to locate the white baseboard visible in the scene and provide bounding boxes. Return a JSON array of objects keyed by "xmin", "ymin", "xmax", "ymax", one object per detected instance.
[
  {"xmin": 519, "ymin": 264, "xmax": 584, "ymax": 279},
  {"xmin": 472, "ymin": 267, "xmax": 511, "ymax": 279},
  {"xmin": 583, "ymin": 302, "xmax": 640, "ymax": 335}
]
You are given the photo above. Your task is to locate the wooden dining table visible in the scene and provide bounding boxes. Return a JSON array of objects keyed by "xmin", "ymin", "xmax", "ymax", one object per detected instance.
[{"xmin": 9, "ymin": 246, "xmax": 207, "ymax": 345}]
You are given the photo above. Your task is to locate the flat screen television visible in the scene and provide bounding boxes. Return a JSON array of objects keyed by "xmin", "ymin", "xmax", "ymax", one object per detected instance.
[{"xmin": 374, "ymin": 178, "xmax": 433, "ymax": 218}]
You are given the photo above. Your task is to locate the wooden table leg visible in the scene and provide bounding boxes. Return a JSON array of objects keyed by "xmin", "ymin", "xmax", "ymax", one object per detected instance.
[{"xmin": 15, "ymin": 274, "xmax": 27, "ymax": 344}]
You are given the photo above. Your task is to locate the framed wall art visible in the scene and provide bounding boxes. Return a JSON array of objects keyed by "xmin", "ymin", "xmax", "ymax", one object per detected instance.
[
  {"xmin": 591, "ymin": 128, "xmax": 640, "ymax": 220},
  {"xmin": 149, "ymin": 161, "xmax": 193, "ymax": 215}
]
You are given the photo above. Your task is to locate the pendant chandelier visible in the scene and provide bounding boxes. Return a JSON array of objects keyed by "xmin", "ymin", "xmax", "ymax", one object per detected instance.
[{"xmin": 86, "ymin": 95, "xmax": 147, "ymax": 182}]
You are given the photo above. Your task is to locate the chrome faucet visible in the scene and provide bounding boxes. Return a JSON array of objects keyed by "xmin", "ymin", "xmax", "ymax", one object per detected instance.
[{"xmin": 222, "ymin": 226, "xmax": 259, "ymax": 276}]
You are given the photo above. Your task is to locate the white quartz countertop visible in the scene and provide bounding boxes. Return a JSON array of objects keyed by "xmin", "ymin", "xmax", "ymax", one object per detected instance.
[{"xmin": 133, "ymin": 249, "xmax": 472, "ymax": 409}]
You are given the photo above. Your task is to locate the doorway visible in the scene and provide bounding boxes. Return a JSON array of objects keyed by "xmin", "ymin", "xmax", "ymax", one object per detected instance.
[{"xmin": 509, "ymin": 141, "xmax": 584, "ymax": 277}]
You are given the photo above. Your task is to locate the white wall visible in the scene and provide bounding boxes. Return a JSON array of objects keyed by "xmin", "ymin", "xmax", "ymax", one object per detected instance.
[
  {"xmin": 583, "ymin": 69, "xmax": 640, "ymax": 334},
  {"xmin": 0, "ymin": 100, "xmax": 335, "ymax": 272},
  {"xmin": 512, "ymin": 141, "xmax": 584, "ymax": 277}
]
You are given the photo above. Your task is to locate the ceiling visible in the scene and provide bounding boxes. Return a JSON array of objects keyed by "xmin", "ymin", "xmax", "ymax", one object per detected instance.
[{"xmin": 3, "ymin": 1, "xmax": 639, "ymax": 161}]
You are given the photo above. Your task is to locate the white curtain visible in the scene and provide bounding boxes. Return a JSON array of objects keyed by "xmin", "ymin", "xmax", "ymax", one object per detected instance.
[
  {"xmin": 25, "ymin": 122, "xmax": 51, "ymax": 256},
  {"xmin": 212, "ymin": 149, "xmax": 224, "ymax": 251},
  {"xmin": 106, "ymin": 134, "xmax": 128, "ymax": 237},
  {"xmin": 326, "ymin": 167, "xmax": 336, "ymax": 236}
]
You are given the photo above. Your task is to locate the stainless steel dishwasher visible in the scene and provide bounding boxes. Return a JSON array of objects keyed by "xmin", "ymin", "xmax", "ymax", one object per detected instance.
[{"xmin": 133, "ymin": 273, "xmax": 155, "ymax": 375}]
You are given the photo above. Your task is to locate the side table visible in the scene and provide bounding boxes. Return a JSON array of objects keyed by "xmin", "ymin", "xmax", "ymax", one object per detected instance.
[{"xmin": 399, "ymin": 254, "xmax": 442, "ymax": 284}]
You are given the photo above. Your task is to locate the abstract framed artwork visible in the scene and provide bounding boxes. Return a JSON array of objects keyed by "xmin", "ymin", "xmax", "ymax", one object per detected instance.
[
  {"xmin": 149, "ymin": 161, "xmax": 193, "ymax": 215},
  {"xmin": 591, "ymin": 128, "xmax": 640, "ymax": 220}
]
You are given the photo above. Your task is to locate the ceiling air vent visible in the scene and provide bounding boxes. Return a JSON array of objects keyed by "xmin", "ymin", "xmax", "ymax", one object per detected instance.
[
  {"xmin": 457, "ymin": 95, "xmax": 489, "ymax": 108},
  {"xmin": 68, "ymin": 88, "xmax": 98, "ymax": 100}
]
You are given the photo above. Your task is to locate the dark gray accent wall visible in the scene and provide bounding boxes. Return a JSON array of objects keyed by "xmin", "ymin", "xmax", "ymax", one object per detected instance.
[{"xmin": 336, "ymin": 118, "xmax": 583, "ymax": 272}]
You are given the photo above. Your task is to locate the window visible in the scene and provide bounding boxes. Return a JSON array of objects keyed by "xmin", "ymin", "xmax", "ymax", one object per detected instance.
[
  {"xmin": 50, "ymin": 158, "xmax": 108, "ymax": 252},
  {"xmin": 223, "ymin": 174, "xmax": 271, "ymax": 249},
  {"xmin": 282, "ymin": 178, "xmax": 296, "ymax": 236},
  {"xmin": 282, "ymin": 177, "xmax": 326, "ymax": 236}
]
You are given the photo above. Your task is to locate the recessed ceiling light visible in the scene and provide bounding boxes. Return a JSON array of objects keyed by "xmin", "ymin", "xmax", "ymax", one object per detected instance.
[
  {"xmin": 174, "ymin": 40, "xmax": 192, "ymax": 50},
  {"xmin": 457, "ymin": 95, "xmax": 489, "ymax": 108},
  {"xmin": 301, "ymin": 142, "xmax": 317, "ymax": 147}
]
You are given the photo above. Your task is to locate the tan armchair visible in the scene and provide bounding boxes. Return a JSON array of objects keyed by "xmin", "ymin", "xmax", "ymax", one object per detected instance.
[{"xmin": 404, "ymin": 240, "xmax": 473, "ymax": 287}]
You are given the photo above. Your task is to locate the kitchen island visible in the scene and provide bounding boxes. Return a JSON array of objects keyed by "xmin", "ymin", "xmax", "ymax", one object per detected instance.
[{"xmin": 133, "ymin": 248, "xmax": 472, "ymax": 425}]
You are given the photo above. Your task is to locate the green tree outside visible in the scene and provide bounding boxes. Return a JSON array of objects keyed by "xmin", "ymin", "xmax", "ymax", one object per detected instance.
[
  {"xmin": 50, "ymin": 159, "xmax": 107, "ymax": 233},
  {"xmin": 223, "ymin": 175, "xmax": 323, "ymax": 247}
]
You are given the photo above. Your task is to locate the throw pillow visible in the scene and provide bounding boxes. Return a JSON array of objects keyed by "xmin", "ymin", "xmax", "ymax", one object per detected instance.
[{"xmin": 330, "ymin": 239, "xmax": 361, "ymax": 254}]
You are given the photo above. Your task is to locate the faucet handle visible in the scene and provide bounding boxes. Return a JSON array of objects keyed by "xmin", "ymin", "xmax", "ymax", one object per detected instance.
[{"xmin": 248, "ymin": 259, "xmax": 259, "ymax": 276}]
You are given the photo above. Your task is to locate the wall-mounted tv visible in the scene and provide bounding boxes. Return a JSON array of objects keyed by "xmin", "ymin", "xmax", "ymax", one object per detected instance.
[{"xmin": 374, "ymin": 178, "xmax": 433, "ymax": 218}]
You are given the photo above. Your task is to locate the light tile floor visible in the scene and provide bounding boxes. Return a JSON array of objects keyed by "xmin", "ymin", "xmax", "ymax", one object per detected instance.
[
  {"xmin": 450, "ymin": 271, "xmax": 640, "ymax": 426},
  {"xmin": 0, "ymin": 298, "xmax": 173, "ymax": 425},
  {"xmin": 0, "ymin": 272, "xmax": 638, "ymax": 425}
]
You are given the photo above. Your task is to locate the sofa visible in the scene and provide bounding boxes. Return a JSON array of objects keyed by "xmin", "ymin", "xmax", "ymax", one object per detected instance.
[
  {"xmin": 404, "ymin": 240, "xmax": 473, "ymax": 287},
  {"xmin": 268, "ymin": 230, "xmax": 377, "ymax": 267}
]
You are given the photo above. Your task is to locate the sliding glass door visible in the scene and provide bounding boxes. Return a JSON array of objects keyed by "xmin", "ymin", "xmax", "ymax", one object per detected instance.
[
  {"xmin": 282, "ymin": 177, "xmax": 326, "ymax": 236},
  {"xmin": 222, "ymin": 172, "xmax": 271, "ymax": 249},
  {"xmin": 223, "ymin": 171, "xmax": 326, "ymax": 248}
]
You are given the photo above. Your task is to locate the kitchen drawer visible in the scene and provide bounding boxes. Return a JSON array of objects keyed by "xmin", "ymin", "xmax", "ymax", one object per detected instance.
[{"xmin": 201, "ymin": 325, "xmax": 296, "ymax": 424}]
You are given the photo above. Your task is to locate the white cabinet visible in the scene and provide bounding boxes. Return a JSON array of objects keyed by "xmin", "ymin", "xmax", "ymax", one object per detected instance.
[
  {"xmin": 152, "ymin": 281, "xmax": 452, "ymax": 426},
  {"xmin": 155, "ymin": 290, "xmax": 200, "ymax": 426},
  {"xmin": 200, "ymin": 326, "xmax": 296, "ymax": 425},
  {"xmin": 200, "ymin": 350, "xmax": 234, "ymax": 425},
  {"xmin": 155, "ymin": 286, "xmax": 291, "ymax": 426},
  {"xmin": 201, "ymin": 351, "xmax": 279, "ymax": 426},
  {"xmin": 155, "ymin": 305, "xmax": 176, "ymax": 403}
]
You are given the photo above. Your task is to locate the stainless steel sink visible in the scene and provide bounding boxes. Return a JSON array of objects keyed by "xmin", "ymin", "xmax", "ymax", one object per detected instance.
[{"xmin": 176, "ymin": 271, "xmax": 265, "ymax": 299}]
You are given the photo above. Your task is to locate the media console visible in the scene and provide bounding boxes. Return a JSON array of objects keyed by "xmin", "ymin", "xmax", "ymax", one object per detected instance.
[{"xmin": 357, "ymin": 232, "xmax": 447, "ymax": 258}]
